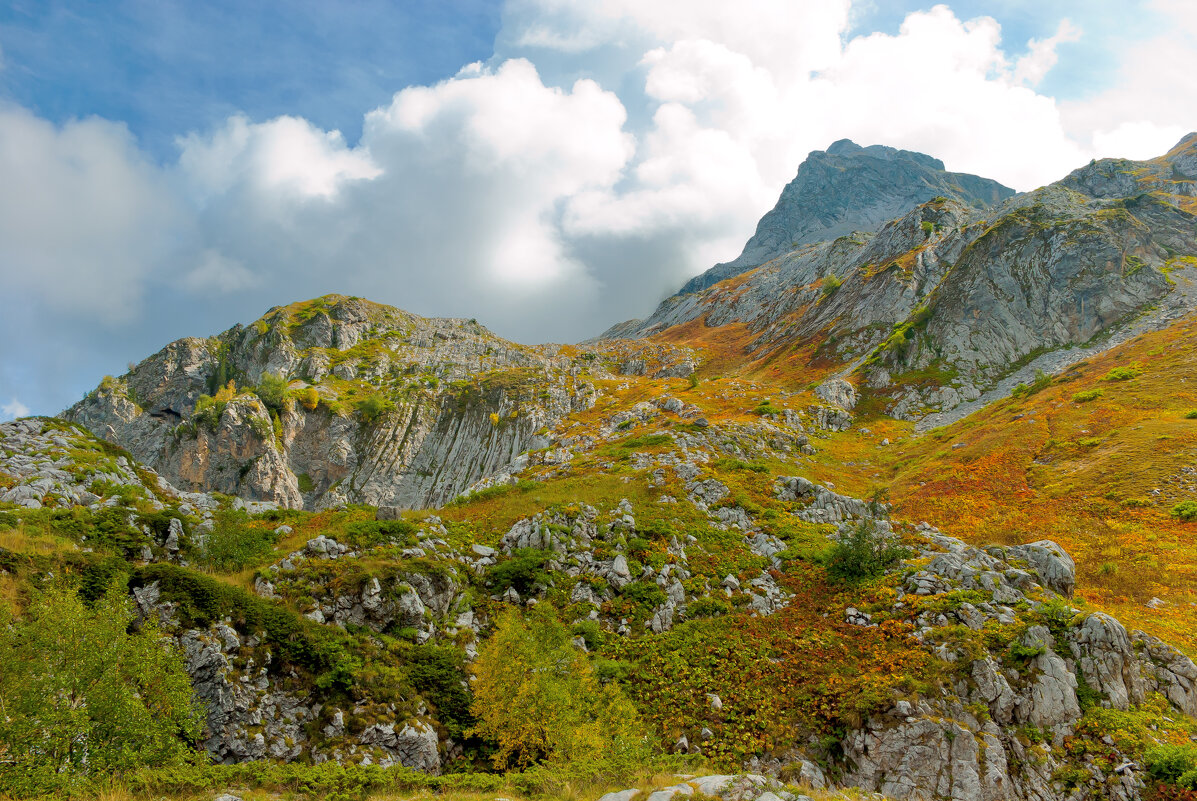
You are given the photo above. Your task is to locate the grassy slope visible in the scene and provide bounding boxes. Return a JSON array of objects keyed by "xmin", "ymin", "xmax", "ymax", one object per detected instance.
[{"xmin": 872, "ymin": 315, "xmax": 1197, "ymax": 653}]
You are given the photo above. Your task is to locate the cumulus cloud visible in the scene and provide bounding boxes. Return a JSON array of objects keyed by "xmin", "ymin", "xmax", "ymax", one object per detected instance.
[
  {"xmin": 1012, "ymin": 20, "xmax": 1081, "ymax": 87},
  {"xmin": 0, "ymin": 107, "xmax": 183, "ymax": 324},
  {"xmin": 177, "ymin": 114, "xmax": 379, "ymax": 205},
  {"xmin": 1, "ymin": 398, "xmax": 30, "ymax": 421},
  {"xmin": 171, "ymin": 58, "xmax": 633, "ymax": 334}
]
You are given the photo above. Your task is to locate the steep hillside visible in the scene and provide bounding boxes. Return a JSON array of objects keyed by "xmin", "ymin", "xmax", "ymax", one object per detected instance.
[
  {"xmin": 671, "ymin": 139, "xmax": 1013, "ymax": 297},
  {"xmin": 6, "ymin": 401, "xmax": 1197, "ymax": 801},
  {"xmin": 63, "ymin": 295, "xmax": 697, "ymax": 510},
  {"xmin": 608, "ymin": 135, "xmax": 1197, "ymax": 428},
  {"xmin": 877, "ymin": 313, "xmax": 1197, "ymax": 654}
]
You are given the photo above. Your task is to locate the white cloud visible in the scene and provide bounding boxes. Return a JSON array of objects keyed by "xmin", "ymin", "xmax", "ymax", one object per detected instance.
[
  {"xmin": 180, "ymin": 250, "xmax": 261, "ymax": 294},
  {"xmin": 1, "ymin": 398, "xmax": 30, "ymax": 421},
  {"xmin": 177, "ymin": 114, "xmax": 380, "ymax": 205},
  {"xmin": 171, "ymin": 58, "xmax": 632, "ymax": 326},
  {"xmin": 0, "ymin": 107, "xmax": 183, "ymax": 324},
  {"xmin": 1060, "ymin": 0, "xmax": 1197, "ymax": 159},
  {"xmin": 1013, "ymin": 19, "xmax": 1081, "ymax": 87}
]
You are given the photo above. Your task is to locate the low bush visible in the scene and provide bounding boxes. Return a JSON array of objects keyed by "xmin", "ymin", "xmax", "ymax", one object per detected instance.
[
  {"xmin": 1012, "ymin": 369, "xmax": 1052, "ymax": 399},
  {"xmin": 1146, "ymin": 744, "xmax": 1197, "ymax": 789},
  {"xmin": 253, "ymin": 373, "xmax": 289, "ymax": 416},
  {"xmin": 1171, "ymin": 501, "xmax": 1197, "ymax": 522},
  {"xmin": 405, "ymin": 644, "xmax": 475, "ymax": 739},
  {"xmin": 197, "ymin": 508, "xmax": 277, "ymax": 571},
  {"xmin": 824, "ymin": 519, "xmax": 909, "ymax": 583},
  {"xmin": 356, "ymin": 393, "xmax": 395, "ymax": 423},
  {"xmin": 486, "ymin": 548, "xmax": 552, "ymax": 595},
  {"xmin": 134, "ymin": 564, "xmax": 360, "ymax": 690},
  {"xmin": 342, "ymin": 518, "xmax": 417, "ymax": 549},
  {"xmin": 1103, "ymin": 366, "xmax": 1142, "ymax": 381},
  {"xmin": 1072, "ymin": 389, "xmax": 1103, "ymax": 403}
]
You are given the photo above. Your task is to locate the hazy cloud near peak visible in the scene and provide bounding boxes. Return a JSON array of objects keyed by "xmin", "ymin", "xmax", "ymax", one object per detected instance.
[{"xmin": 2, "ymin": 0, "xmax": 1195, "ymax": 417}]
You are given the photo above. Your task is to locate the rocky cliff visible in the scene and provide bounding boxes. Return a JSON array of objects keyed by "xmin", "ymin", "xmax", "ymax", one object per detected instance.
[{"xmin": 63, "ymin": 296, "xmax": 655, "ymax": 510}]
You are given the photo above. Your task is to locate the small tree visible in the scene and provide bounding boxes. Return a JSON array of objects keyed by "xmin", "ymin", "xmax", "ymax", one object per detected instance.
[
  {"xmin": 0, "ymin": 581, "xmax": 202, "ymax": 797},
  {"xmin": 254, "ymin": 373, "xmax": 289, "ymax": 416},
  {"xmin": 825, "ymin": 519, "xmax": 909, "ymax": 584},
  {"xmin": 470, "ymin": 603, "xmax": 650, "ymax": 774}
]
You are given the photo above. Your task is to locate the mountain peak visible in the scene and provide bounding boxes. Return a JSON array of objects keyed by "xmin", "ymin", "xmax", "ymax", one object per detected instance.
[{"xmin": 674, "ymin": 139, "xmax": 1012, "ymax": 295}]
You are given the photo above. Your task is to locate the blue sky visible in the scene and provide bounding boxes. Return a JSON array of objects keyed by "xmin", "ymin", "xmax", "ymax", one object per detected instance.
[
  {"xmin": 0, "ymin": 0, "xmax": 503, "ymax": 158},
  {"xmin": 0, "ymin": 0, "xmax": 1193, "ymax": 419}
]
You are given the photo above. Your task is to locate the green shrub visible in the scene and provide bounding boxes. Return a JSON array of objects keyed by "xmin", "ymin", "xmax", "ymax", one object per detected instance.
[
  {"xmin": 1185, "ymin": 410, "xmax": 1197, "ymax": 420},
  {"xmin": 342, "ymin": 518, "xmax": 417, "ymax": 549},
  {"xmin": 571, "ymin": 620, "xmax": 604, "ymax": 651},
  {"xmin": 253, "ymin": 373, "xmax": 288, "ymax": 416},
  {"xmin": 687, "ymin": 596, "xmax": 732, "ymax": 618},
  {"xmin": 1012, "ymin": 369, "xmax": 1052, "ymax": 399},
  {"xmin": 135, "ymin": 564, "xmax": 361, "ymax": 689},
  {"xmin": 620, "ymin": 433, "xmax": 673, "ymax": 449},
  {"xmin": 1072, "ymin": 389, "xmax": 1103, "ymax": 403},
  {"xmin": 406, "ymin": 644, "xmax": 475, "ymax": 739},
  {"xmin": 486, "ymin": 548, "xmax": 552, "ymax": 595},
  {"xmin": 1146, "ymin": 744, "xmax": 1197, "ymax": 789},
  {"xmin": 1171, "ymin": 501, "xmax": 1197, "ymax": 522},
  {"xmin": 821, "ymin": 274, "xmax": 842, "ymax": 297},
  {"xmin": 197, "ymin": 509, "xmax": 277, "ymax": 572},
  {"xmin": 921, "ymin": 220, "xmax": 935, "ymax": 236},
  {"xmin": 1103, "ymin": 366, "xmax": 1142, "ymax": 381},
  {"xmin": 357, "ymin": 393, "xmax": 395, "ymax": 423},
  {"xmin": 620, "ymin": 580, "xmax": 666, "ymax": 613},
  {"xmin": 752, "ymin": 401, "xmax": 783, "ymax": 416},
  {"xmin": 451, "ymin": 479, "xmax": 538, "ymax": 506},
  {"xmin": 824, "ymin": 519, "xmax": 909, "ymax": 584},
  {"xmin": 293, "ymin": 386, "xmax": 320, "ymax": 411}
]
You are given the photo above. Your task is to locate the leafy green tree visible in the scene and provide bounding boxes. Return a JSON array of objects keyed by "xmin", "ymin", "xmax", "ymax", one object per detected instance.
[
  {"xmin": 253, "ymin": 373, "xmax": 289, "ymax": 416},
  {"xmin": 469, "ymin": 603, "xmax": 650, "ymax": 774},
  {"xmin": 824, "ymin": 518, "xmax": 909, "ymax": 584},
  {"xmin": 0, "ymin": 581, "xmax": 202, "ymax": 796}
]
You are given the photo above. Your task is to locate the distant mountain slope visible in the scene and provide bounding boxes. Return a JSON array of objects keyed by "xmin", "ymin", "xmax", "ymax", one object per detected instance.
[
  {"xmin": 674, "ymin": 139, "xmax": 1014, "ymax": 296},
  {"xmin": 607, "ymin": 134, "xmax": 1197, "ymax": 425}
]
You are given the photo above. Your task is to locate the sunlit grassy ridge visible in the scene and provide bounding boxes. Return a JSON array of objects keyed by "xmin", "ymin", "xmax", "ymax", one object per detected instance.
[{"xmin": 873, "ymin": 314, "xmax": 1197, "ymax": 653}]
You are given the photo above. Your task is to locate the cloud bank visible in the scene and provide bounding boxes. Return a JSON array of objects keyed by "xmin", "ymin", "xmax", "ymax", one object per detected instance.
[{"xmin": 1, "ymin": 1, "xmax": 1194, "ymax": 416}]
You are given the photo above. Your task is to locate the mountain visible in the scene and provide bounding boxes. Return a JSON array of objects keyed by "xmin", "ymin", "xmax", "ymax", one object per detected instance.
[
  {"xmin": 608, "ymin": 134, "xmax": 1197, "ymax": 428},
  {"xmin": 5, "ymin": 135, "xmax": 1197, "ymax": 801},
  {"xmin": 673, "ymin": 139, "xmax": 1014, "ymax": 296}
]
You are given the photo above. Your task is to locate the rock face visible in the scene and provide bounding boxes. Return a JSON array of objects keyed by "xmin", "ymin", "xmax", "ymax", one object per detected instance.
[
  {"xmin": 63, "ymin": 295, "xmax": 604, "ymax": 510},
  {"xmin": 673, "ymin": 139, "xmax": 1013, "ymax": 296},
  {"xmin": 838, "ymin": 522, "xmax": 1197, "ymax": 801},
  {"xmin": 132, "ymin": 582, "xmax": 441, "ymax": 772},
  {"xmin": 606, "ymin": 134, "xmax": 1197, "ymax": 425}
]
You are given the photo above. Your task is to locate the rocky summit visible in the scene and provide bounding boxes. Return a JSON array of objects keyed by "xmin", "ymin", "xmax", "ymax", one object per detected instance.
[
  {"xmin": 5, "ymin": 135, "xmax": 1197, "ymax": 801},
  {"xmin": 669, "ymin": 139, "xmax": 1014, "ymax": 298}
]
